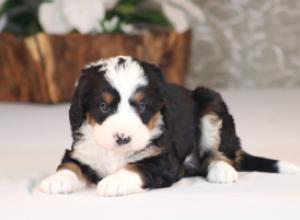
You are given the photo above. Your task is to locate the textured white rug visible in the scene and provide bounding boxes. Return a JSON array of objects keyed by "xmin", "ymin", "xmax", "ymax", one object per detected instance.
[{"xmin": 0, "ymin": 90, "xmax": 300, "ymax": 220}]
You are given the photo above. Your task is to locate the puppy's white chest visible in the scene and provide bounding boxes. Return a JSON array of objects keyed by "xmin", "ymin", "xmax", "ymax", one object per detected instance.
[
  {"xmin": 71, "ymin": 123, "xmax": 161, "ymax": 178},
  {"xmin": 72, "ymin": 142, "xmax": 130, "ymax": 178}
]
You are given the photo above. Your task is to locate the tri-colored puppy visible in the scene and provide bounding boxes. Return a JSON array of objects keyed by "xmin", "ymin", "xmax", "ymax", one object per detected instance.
[{"xmin": 39, "ymin": 56, "xmax": 299, "ymax": 196}]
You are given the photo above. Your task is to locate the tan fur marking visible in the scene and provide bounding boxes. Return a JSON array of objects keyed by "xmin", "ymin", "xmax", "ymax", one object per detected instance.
[
  {"xmin": 102, "ymin": 92, "xmax": 113, "ymax": 104},
  {"xmin": 208, "ymin": 114, "xmax": 222, "ymax": 128},
  {"xmin": 200, "ymin": 150, "xmax": 233, "ymax": 172},
  {"xmin": 233, "ymin": 149, "xmax": 243, "ymax": 169},
  {"xmin": 209, "ymin": 151, "xmax": 232, "ymax": 165},
  {"xmin": 133, "ymin": 91, "xmax": 145, "ymax": 104},
  {"xmin": 86, "ymin": 113, "xmax": 96, "ymax": 127},
  {"xmin": 57, "ymin": 162, "xmax": 88, "ymax": 183},
  {"xmin": 147, "ymin": 112, "xmax": 161, "ymax": 130}
]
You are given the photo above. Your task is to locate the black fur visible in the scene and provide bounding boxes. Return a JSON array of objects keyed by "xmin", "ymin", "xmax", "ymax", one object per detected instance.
[
  {"xmin": 238, "ymin": 152, "xmax": 278, "ymax": 173},
  {"xmin": 133, "ymin": 84, "xmax": 199, "ymax": 188}
]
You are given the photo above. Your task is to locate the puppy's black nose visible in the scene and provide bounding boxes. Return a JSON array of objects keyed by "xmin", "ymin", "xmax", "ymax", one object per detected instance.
[{"xmin": 114, "ymin": 133, "xmax": 131, "ymax": 146}]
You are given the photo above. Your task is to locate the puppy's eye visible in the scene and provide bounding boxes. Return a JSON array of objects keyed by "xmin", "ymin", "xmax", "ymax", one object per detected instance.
[
  {"xmin": 100, "ymin": 102, "xmax": 110, "ymax": 113},
  {"xmin": 136, "ymin": 103, "xmax": 146, "ymax": 113}
]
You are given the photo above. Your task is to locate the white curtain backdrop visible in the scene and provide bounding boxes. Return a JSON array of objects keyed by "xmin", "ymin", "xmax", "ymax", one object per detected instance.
[{"xmin": 187, "ymin": 0, "xmax": 300, "ymax": 89}]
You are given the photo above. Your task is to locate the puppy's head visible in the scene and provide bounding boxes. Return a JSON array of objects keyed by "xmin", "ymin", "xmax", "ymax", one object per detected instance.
[{"xmin": 70, "ymin": 56, "xmax": 165, "ymax": 151}]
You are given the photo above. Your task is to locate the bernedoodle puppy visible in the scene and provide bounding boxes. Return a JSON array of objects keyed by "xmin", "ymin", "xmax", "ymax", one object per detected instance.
[{"xmin": 39, "ymin": 56, "xmax": 299, "ymax": 196}]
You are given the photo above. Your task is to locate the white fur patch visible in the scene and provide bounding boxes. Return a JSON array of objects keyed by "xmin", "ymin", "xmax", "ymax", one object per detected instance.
[
  {"xmin": 207, "ymin": 161, "xmax": 238, "ymax": 184},
  {"xmin": 277, "ymin": 161, "xmax": 300, "ymax": 174},
  {"xmin": 39, "ymin": 170, "xmax": 84, "ymax": 194},
  {"xmin": 200, "ymin": 114, "xmax": 222, "ymax": 153},
  {"xmin": 97, "ymin": 168, "xmax": 144, "ymax": 196},
  {"xmin": 73, "ymin": 123, "xmax": 132, "ymax": 177},
  {"xmin": 102, "ymin": 57, "xmax": 148, "ymax": 149},
  {"xmin": 92, "ymin": 113, "xmax": 151, "ymax": 151},
  {"xmin": 104, "ymin": 56, "xmax": 148, "ymax": 95},
  {"xmin": 86, "ymin": 56, "xmax": 158, "ymax": 151},
  {"xmin": 72, "ymin": 122, "xmax": 162, "ymax": 178},
  {"xmin": 92, "ymin": 112, "xmax": 164, "ymax": 151}
]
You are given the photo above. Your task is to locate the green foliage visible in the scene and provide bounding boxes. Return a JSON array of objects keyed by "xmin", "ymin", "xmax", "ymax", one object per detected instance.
[
  {"xmin": 1, "ymin": 0, "xmax": 43, "ymax": 37},
  {"xmin": 106, "ymin": 0, "xmax": 170, "ymax": 31},
  {"xmin": 131, "ymin": 9, "xmax": 169, "ymax": 26},
  {"xmin": 0, "ymin": 0, "xmax": 171, "ymax": 37},
  {"xmin": 0, "ymin": 0, "xmax": 9, "ymax": 17}
]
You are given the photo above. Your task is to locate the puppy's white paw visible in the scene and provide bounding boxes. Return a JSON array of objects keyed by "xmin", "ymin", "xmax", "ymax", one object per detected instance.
[
  {"xmin": 39, "ymin": 170, "xmax": 82, "ymax": 194},
  {"xmin": 207, "ymin": 161, "xmax": 238, "ymax": 184},
  {"xmin": 97, "ymin": 169, "xmax": 144, "ymax": 197}
]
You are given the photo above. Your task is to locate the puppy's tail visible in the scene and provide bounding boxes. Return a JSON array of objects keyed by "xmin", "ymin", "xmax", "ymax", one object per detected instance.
[{"xmin": 237, "ymin": 151, "xmax": 300, "ymax": 174}]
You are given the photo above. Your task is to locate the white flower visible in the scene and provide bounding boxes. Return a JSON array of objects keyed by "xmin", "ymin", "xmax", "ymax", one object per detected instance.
[
  {"xmin": 38, "ymin": 0, "xmax": 106, "ymax": 34},
  {"xmin": 62, "ymin": 0, "xmax": 105, "ymax": 34},
  {"xmin": 0, "ymin": 15, "xmax": 7, "ymax": 32},
  {"xmin": 153, "ymin": 0, "xmax": 205, "ymax": 33},
  {"xmin": 102, "ymin": 16, "xmax": 119, "ymax": 32},
  {"xmin": 38, "ymin": 1, "xmax": 73, "ymax": 34},
  {"xmin": 162, "ymin": 3, "xmax": 189, "ymax": 33},
  {"xmin": 0, "ymin": 0, "xmax": 6, "ymax": 7},
  {"xmin": 120, "ymin": 22, "xmax": 135, "ymax": 34},
  {"xmin": 0, "ymin": 0, "xmax": 7, "ymax": 32}
]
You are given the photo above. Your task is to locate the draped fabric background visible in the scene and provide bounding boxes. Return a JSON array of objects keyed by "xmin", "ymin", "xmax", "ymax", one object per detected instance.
[{"xmin": 187, "ymin": 0, "xmax": 300, "ymax": 89}]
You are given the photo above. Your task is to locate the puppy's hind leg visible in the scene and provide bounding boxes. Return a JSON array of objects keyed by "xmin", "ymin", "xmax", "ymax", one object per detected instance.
[
  {"xmin": 186, "ymin": 112, "xmax": 238, "ymax": 184},
  {"xmin": 193, "ymin": 86, "xmax": 299, "ymax": 181},
  {"xmin": 194, "ymin": 87, "xmax": 239, "ymax": 183}
]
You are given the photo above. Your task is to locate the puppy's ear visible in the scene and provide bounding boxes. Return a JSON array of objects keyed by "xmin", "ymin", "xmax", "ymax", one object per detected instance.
[
  {"xmin": 139, "ymin": 61, "xmax": 166, "ymax": 98},
  {"xmin": 69, "ymin": 74, "xmax": 89, "ymax": 131}
]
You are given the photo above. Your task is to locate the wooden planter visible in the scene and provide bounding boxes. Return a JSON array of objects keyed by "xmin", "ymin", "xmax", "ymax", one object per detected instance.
[{"xmin": 0, "ymin": 31, "xmax": 191, "ymax": 103}]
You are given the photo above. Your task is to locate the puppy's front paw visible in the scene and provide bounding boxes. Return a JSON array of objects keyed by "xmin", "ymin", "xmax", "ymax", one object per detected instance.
[
  {"xmin": 39, "ymin": 170, "xmax": 82, "ymax": 194},
  {"xmin": 97, "ymin": 169, "xmax": 144, "ymax": 197},
  {"xmin": 207, "ymin": 161, "xmax": 238, "ymax": 184}
]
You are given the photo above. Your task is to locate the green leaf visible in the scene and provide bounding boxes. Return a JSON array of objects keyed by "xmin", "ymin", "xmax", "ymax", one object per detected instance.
[
  {"xmin": 0, "ymin": 0, "xmax": 21, "ymax": 17},
  {"xmin": 117, "ymin": 0, "xmax": 143, "ymax": 6},
  {"xmin": 114, "ymin": 3, "xmax": 136, "ymax": 15},
  {"xmin": 107, "ymin": 0, "xmax": 171, "ymax": 28},
  {"xmin": 108, "ymin": 0, "xmax": 143, "ymax": 19},
  {"xmin": 2, "ymin": 0, "xmax": 43, "ymax": 36},
  {"xmin": 131, "ymin": 9, "xmax": 170, "ymax": 26}
]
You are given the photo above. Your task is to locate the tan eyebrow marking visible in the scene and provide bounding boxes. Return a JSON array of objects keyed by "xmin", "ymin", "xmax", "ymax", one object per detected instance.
[
  {"xmin": 102, "ymin": 92, "xmax": 113, "ymax": 104},
  {"xmin": 133, "ymin": 91, "xmax": 145, "ymax": 104}
]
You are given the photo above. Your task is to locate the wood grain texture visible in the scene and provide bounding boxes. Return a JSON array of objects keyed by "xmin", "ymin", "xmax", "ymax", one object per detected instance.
[
  {"xmin": 0, "ymin": 34, "xmax": 49, "ymax": 103},
  {"xmin": 0, "ymin": 31, "xmax": 191, "ymax": 103}
]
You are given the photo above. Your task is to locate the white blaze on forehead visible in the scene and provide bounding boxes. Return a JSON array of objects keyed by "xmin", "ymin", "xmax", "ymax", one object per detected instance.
[
  {"xmin": 103, "ymin": 56, "xmax": 148, "ymax": 111},
  {"xmin": 88, "ymin": 57, "xmax": 152, "ymax": 152}
]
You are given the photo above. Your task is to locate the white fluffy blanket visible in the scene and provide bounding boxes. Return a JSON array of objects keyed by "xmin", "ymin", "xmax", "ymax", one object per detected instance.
[{"xmin": 1, "ymin": 90, "xmax": 300, "ymax": 220}]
